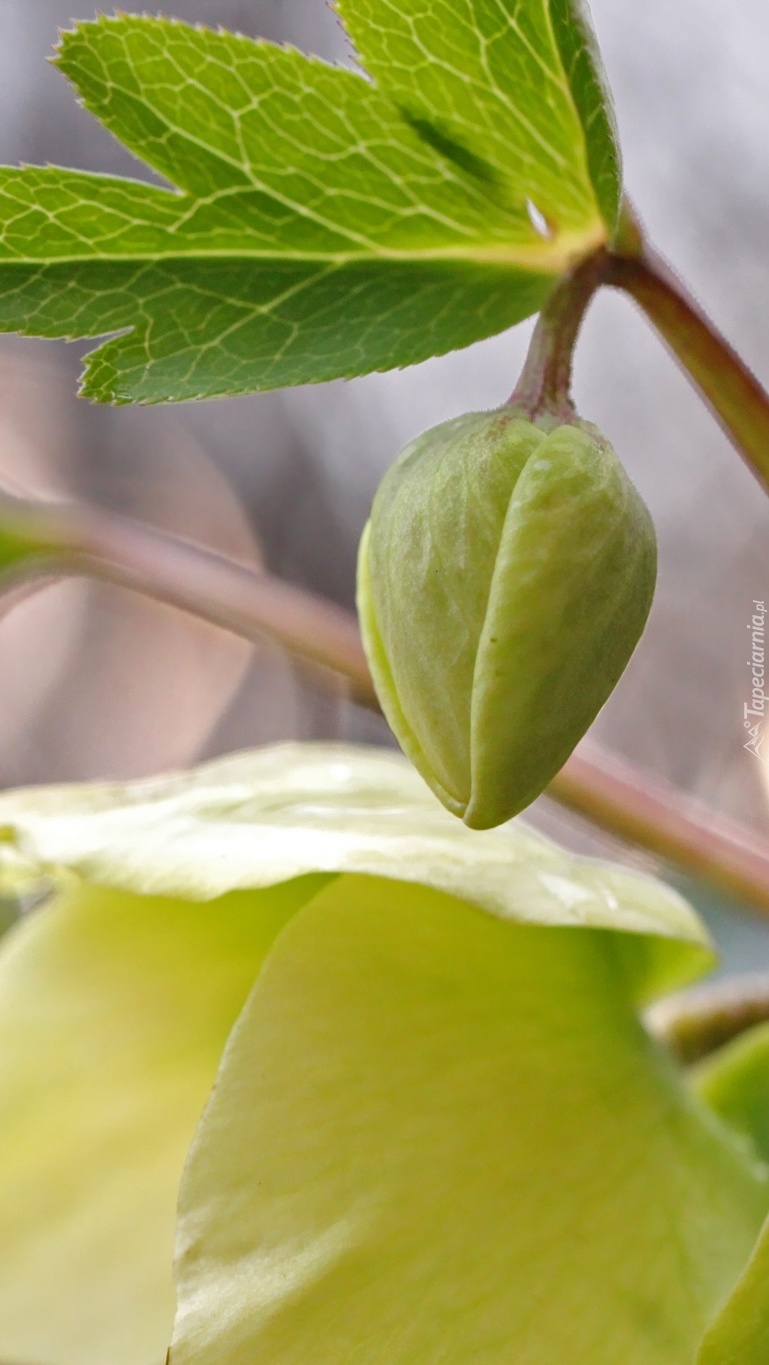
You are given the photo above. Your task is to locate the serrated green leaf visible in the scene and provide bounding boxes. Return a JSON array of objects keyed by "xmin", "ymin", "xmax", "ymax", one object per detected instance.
[
  {"xmin": 548, "ymin": 0, "xmax": 622, "ymax": 227},
  {"xmin": 337, "ymin": 0, "xmax": 621, "ymax": 232},
  {"xmin": 0, "ymin": 873, "xmax": 324, "ymax": 1365},
  {"xmin": 0, "ymin": 741, "xmax": 712, "ymax": 997},
  {"xmin": 0, "ymin": 12, "xmax": 616, "ymax": 403},
  {"xmin": 168, "ymin": 874, "xmax": 765, "ymax": 1365}
]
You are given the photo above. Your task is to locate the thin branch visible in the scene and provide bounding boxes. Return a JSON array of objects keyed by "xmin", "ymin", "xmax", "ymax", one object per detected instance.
[
  {"xmin": 647, "ymin": 974, "xmax": 769, "ymax": 1065},
  {"xmin": 0, "ymin": 493, "xmax": 372, "ymax": 702},
  {"xmin": 608, "ymin": 246, "xmax": 769, "ymax": 495},
  {"xmin": 549, "ymin": 748, "xmax": 769, "ymax": 918},
  {"xmin": 510, "ymin": 247, "xmax": 611, "ymax": 420},
  {"xmin": 4, "ymin": 493, "xmax": 769, "ymax": 918}
]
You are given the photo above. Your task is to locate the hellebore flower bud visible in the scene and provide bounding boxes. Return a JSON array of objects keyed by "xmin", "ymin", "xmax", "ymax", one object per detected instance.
[{"xmin": 357, "ymin": 407, "xmax": 656, "ymax": 829}]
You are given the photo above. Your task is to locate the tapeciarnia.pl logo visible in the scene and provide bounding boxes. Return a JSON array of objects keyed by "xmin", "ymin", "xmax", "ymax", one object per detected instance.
[{"xmin": 744, "ymin": 599, "xmax": 767, "ymax": 760}]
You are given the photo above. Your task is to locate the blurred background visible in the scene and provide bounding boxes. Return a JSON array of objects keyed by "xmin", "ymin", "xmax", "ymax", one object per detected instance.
[{"xmin": 1, "ymin": 0, "xmax": 769, "ymax": 960}]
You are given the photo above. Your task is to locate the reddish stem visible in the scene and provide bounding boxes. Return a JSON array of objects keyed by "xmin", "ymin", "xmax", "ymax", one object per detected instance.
[
  {"xmin": 510, "ymin": 248, "xmax": 611, "ymax": 420},
  {"xmin": 5, "ymin": 489, "xmax": 769, "ymax": 919},
  {"xmin": 608, "ymin": 247, "xmax": 769, "ymax": 495}
]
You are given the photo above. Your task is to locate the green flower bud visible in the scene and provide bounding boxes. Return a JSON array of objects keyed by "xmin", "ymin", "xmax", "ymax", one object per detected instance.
[{"xmin": 358, "ymin": 407, "xmax": 657, "ymax": 829}]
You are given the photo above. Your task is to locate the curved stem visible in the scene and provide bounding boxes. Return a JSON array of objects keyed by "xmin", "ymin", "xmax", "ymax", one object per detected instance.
[
  {"xmin": 548, "ymin": 747, "xmax": 769, "ymax": 919},
  {"xmin": 647, "ymin": 974, "xmax": 769, "ymax": 1065},
  {"xmin": 5, "ymin": 495, "xmax": 769, "ymax": 918},
  {"xmin": 510, "ymin": 247, "xmax": 611, "ymax": 420},
  {"xmin": 608, "ymin": 247, "xmax": 769, "ymax": 494},
  {"xmin": 0, "ymin": 492, "xmax": 372, "ymax": 702}
]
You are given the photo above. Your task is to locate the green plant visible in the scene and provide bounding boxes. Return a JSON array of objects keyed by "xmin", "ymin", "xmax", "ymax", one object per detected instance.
[
  {"xmin": 2, "ymin": 4, "xmax": 769, "ymax": 1362},
  {"xmin": 358, "ymin": 406, "xmax": 656, "ymax": 827}
]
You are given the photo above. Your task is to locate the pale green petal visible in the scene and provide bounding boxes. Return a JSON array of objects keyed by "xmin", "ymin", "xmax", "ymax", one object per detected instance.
[
  {"xmin": 169, "ymin": 875, "xmax": 766, "ymax": 1365},
  {"xmin": 693, "ymin": 1023, "xmax": 769, "ymax": 1165},
  {"xmin": 0, "ymin": 743, "xmax": 712, "ymax": 997},
  {"xmin": 697, "ymin": 1207, "xmax": 769, "ymax": 1363},
  {"xmin": 0, "ymin": 873, "xmax": 324, "ymax": 1365},
  {"xmin": 0, "ymin": 846, "xmax": 52, "ymax": 940},
  {"xmin": 692, "ymin": 1026, "xmax": 769, "ymax": 1361},
  {"xmin": 0, "ymin": 744, "xmax": 722, "ymax": 1361}
]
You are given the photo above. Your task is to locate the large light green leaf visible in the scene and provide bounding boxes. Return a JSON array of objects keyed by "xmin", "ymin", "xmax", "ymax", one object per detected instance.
[
  {"xmin": 0, "ymin": 8, "xmax": 618, "ymax": 403},
  {"xmin": 168, "ymin": 874, "xmax": 767, "ymax": 1365},
  {"xmin": 0, "ymin": 873, "xmax": 324, "ymax": 1365},
  {"xmin": 0, "ymin": 743, "xmax": 721, "ymax": 1363},
  {"xmin": 0, "ymin": 742, "xmax": 711, "ymax": 997}
]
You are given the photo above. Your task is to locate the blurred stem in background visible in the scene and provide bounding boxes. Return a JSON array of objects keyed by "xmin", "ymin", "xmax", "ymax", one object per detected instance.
[
  {"xmin": 3, "ymin": 482, "xmax": 769, "ymax": 922},
  {"xmin": 0, "ymin": 491, "xmax": 372, "ymax": 701},
  {"xmin": 648, "ymin": 973, "xmax": 769, "ymax": 1065}
]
